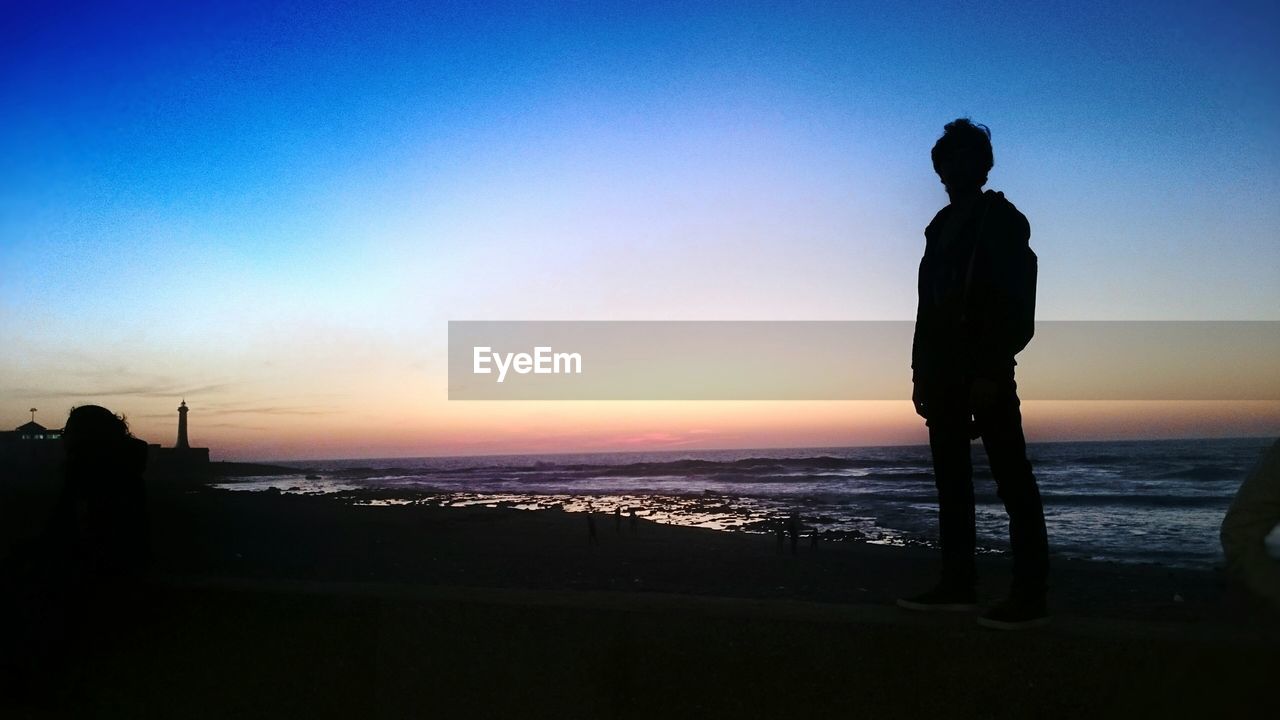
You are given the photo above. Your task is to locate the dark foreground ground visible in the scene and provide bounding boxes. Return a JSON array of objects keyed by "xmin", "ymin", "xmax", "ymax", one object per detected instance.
[{"xmin": 2, "ymin": 484, "xmax": 1277, "ymax": 718}]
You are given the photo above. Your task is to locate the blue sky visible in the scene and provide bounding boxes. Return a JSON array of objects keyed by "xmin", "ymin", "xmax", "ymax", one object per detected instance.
[{"xmin": 3, "ymin": 1, "xmax": 1277, "ymax": 457}]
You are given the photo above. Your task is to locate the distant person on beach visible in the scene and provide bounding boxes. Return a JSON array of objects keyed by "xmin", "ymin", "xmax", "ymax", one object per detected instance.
[
  {"xmin": 615, "ymin": 507, "xmax": 622, "ymax": 533},
  {"xmin": 898, "ymin": 119, "xmax": 1049, "ymax": 630},
  {"xmin": 1221, "ymin": 439, "xmax": 1280, "ymax": 610},
  {"xmin": 788, "ymin": 514, "xmax": 800, "ymax": 556},
  {"xmin": 587, "ymin": 511, "xmax": 599, "ymax": 545},
  {"xmin": 629, "ymin": 508, "xmax": 637, "ymax": 533}
]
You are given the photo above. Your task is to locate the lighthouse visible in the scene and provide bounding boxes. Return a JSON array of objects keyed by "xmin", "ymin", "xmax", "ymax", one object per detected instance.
[
  {"xmin": 176, "ymin": 399, "xmax": 191, "ymax": 450},
  {"xmin": 148, "ymin": 398, "xmax": 210, "ymax": 475}
]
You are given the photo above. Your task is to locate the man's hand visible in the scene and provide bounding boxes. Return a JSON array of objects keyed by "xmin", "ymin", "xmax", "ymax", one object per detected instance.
[
  {"xmin": 968, "ymin": 377, "xmax": 1001, "ymax": 413},
  {"xmin": 912, "ymin": 382, "xmax": 929, "ymax": 419}
]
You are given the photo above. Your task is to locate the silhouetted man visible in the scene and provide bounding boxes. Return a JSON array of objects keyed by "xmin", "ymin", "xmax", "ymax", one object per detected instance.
[{"xmin": 897, "ymin": 119, "xmax": 1049, "ymax": 630}]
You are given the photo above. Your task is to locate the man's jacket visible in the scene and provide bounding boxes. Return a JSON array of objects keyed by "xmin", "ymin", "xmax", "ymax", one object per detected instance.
[{"xmin": 912, "ymin": 189, "xmax": 1037, "ymax": 386}]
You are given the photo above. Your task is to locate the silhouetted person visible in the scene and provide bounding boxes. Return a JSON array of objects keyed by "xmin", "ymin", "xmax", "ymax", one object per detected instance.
[
  {"xmin": 1221, "ymin": 438, "xmax": 1280, "ymax": 610},
  {"xmin": 776, "ymin": 521, "xmax": 786, "ymax": 554},
  {"xmin": 56, "ymin": 405, "xmax": 152, "ymax": 581},
  {"xmin": 897, "ymin": 119, "xmax": 1049, "ymax": 630},
  {"xmin": 788, "ymin": 514, "xmax": 800, "ymax": 556},
  {"xmin": 587, "ymin": 511, "xmax": 599, "ymax": 545},
  {"xmin": 1, "ymin": 405, "xmax": 150, "ymax": 699},
  {"xmin": 629, "ymin": 508, "xmax": 637, "ymax": 533},
  {"xmin": 615, "ymin": 507, "xmax": 622, "ymax": 533},
  {"xmin": 810, "ymin": 528, "xmax": 819, "ymax": 549}
]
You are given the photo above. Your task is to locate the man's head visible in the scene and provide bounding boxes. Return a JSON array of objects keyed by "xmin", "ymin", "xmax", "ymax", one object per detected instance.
[
  {"xmin": 932, "ymin": 118, "xmax": 993, "ymax": 198},
  {"xmin": 63, "ymin": 404, "xmax": 132, "ymax": 458}
]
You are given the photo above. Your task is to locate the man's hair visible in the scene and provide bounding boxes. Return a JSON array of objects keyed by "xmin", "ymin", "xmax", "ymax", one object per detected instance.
[
  {"xmin": 64, "ymin": 404, "xmax": 135, "ymax": 450},
  {"xmin": 931, "ymin": 118, "xmax": 994, "ymax": 185}
]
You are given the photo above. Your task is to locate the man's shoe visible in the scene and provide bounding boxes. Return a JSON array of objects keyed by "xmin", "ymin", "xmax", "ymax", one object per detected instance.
[
  {"xmin": 896, "ymin": 584, "xmax": 978, "ymax": 612},
  {"xmin": 976, "ymin": 596, "xmax": 1049, "ymax": 630}
]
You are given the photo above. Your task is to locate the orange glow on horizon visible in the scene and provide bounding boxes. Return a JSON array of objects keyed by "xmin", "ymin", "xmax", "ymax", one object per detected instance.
[{"xmin": 21, "ymin": 399, "xmax": 1272, "ymax": 462}]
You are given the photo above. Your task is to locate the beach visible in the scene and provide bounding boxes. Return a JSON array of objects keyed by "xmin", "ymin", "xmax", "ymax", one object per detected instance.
[
  {"xmin": 149, "ymin": 487, "xmax": 1247, "ymax": 621},
  {"xmin": 5, "ymin": 484, "xmax": 1276, "ymax": 717}
]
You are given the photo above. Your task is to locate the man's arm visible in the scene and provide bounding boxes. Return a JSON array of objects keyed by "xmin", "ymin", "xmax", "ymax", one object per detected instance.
[
  {"xmin": 912, "ymin": 214, "xmax": 946, "ymax": 389},
  {"xmin": 911, "ymin": 262, "xmax": 933, "ymax": 418},
  {"xmin": 912, "ymin": 217, "xmax": 943, "ymax": 418},
  {"xmin": 911, "ymin": 259, "xmax": 933, "ymax": 385}
]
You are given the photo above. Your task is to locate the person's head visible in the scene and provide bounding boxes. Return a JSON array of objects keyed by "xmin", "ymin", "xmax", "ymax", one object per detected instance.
[
  {"xmin": 931, "ymin": 118, "xmax": 993, "ymax": 198},
  {"xmin": 63, "ymin": 405, "xmax": 134, "ymax": 459}
]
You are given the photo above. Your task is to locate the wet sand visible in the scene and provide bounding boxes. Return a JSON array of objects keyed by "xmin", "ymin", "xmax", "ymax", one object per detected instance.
[
  {"xmin": 5, "ymin": 486, "xmax": 1278, "ymax": 717},
  {"xmin": 147, "ymin": 487, "xmax": 1265, "ymax": 622}
]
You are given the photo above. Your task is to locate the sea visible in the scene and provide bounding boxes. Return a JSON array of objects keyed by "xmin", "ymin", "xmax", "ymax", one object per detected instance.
[{"xmin": 214, "ymin": 437, "xmax": 1277, "ymax": 570}]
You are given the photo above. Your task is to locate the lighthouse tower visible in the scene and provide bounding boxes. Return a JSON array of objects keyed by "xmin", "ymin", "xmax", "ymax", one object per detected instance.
[
  {"xmin": 150, "ymin": 398, "xmax": 209, "ymax": 475},
  {"xmin": 176, "ymin": 399, "xmax": 190, "ymax": 450}
]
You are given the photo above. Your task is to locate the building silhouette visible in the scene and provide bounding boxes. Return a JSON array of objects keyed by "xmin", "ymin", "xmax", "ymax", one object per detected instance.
[
  {"xmin": 1, "ymin": 402, "xmax": 210, "ymax": 481},
  {"xmin": 0, "ymin": 409, "xmax": 64, "ymax": 472},
  {"xmin": 14, "ymin": 407, "xmax": 62, "ymax": 441}
]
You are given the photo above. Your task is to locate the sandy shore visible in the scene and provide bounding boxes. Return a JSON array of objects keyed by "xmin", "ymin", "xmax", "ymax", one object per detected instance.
[{"xmin": 4, "ymin": 485, "xmax": 1277, "ymax": 717}]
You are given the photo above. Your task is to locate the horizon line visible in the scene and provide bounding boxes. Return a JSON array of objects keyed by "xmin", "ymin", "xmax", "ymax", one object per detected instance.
[{"xmin": 226, "ymin": 434, "xmax": 1277, "ymax": 466}]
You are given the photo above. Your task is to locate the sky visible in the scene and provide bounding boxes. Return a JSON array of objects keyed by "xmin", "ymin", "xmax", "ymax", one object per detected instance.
[{"xmin": 2, "ymin": 0, "xmax": 1278, "ymax": 460}]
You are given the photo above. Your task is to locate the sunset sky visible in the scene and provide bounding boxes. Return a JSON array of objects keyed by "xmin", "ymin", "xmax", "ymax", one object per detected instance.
[{"xmin": 3, "ymin": 1, "xmax": 1278, "ymax": 460}]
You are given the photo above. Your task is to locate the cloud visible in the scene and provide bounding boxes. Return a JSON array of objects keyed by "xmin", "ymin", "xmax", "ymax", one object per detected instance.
[
  {"xmin": 5, "ymin": 382, "xmax": 236, "ymax": 399},
  {"xmin": 197, "ymin": 422, "xmax": 273, "ymax": 430},
  {"xmin": 198, "ymin": 405, "xmax": 334, "ymax": 417},
  {"xmin": 607, "ymin": 431, "xmax": 716, "ymax": 448}
]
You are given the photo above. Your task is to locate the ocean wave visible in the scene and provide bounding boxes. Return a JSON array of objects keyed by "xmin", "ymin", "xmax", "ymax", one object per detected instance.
[
  {"xmin": 1039, "ymin": 493, "xmax": 1231, "ymax": 508},
  {"xmin": 446, "ymin": 455, "xmax": 928, "ymax": 477},
  {"xmin": 1148, "ymin": 466, "xmax": 1242, "ymax": 482}
]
